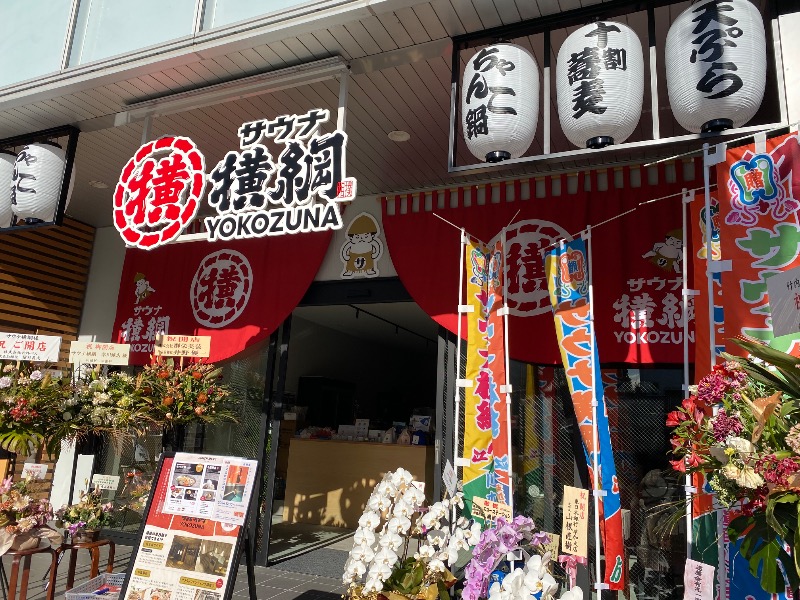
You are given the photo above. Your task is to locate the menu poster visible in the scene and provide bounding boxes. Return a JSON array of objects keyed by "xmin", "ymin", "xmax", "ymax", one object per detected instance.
[
  {"xmin": 162, "ymin": 454, "xmax": 257, "ymax": 526},
  {"xmin": 120, "ymin": 453, "xmax": 256, "ymax": 600}
]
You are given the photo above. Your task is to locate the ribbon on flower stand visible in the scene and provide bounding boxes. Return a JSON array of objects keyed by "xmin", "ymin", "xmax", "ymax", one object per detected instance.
[{"xmin": 558, "ymin": 555, "xmax": 587, "ymax": 589}]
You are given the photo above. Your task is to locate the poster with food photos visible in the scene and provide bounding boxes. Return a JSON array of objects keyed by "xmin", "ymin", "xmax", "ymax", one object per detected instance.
[
  {"xmin": 162, "ymin": 453, "xmax": 257, "ymax": 527},
  {"xmin": 121, "ymin": 454, "xmax": 254, "ymax": 600}
]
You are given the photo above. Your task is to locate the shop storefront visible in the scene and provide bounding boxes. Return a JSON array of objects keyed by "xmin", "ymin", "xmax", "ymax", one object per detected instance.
[{"xmin": 0, "ymin": 0, "xmax": 799, "ymax": 598}]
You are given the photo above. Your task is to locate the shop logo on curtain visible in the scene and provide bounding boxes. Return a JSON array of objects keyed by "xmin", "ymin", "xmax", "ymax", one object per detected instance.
[
  {"xmin": 114, "ymin": 109, "xmax": 357, "ymax": 250},
  {"xmin": 190, "ymin": 250, "xmax": 253, "ymax": 328},
  {"xmin": 505, "ymin": 219, "xmax": 572, "ymax": 316}
]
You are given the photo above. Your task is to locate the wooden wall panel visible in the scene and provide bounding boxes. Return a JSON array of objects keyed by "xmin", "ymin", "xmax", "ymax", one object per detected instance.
[{"xmin": 0, "ymin": 217, "xmax": 95, "ymax": 367}]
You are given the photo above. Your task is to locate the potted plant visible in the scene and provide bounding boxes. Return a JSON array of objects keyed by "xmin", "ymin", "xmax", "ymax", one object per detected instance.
[
  {"xmin": 462, "ymin": 516, "xmax": 580, "ymax": 600},
  {"xmin": 55, "ymin": 486, "xmax": 114, "ymax": 543},
  {"xmin": 0, "ymin": 475, "xmax": 62, "ymax": 554},
  {"xmin": 343, "ymin": 468, "xmax": 475, "ymax": 600}
]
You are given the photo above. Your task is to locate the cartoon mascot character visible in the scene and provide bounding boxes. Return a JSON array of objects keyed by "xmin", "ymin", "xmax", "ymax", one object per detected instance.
[
  {"xmin": 642, "ymin": 230, "xmax": 683, "ymax": 273},
  {"xmin": 340, "ymin": 213, "xmax": 383, "ymax": 278},
  {"xmin": 134, "ymin": 272, "xmax": 155, "ymax": 304}
]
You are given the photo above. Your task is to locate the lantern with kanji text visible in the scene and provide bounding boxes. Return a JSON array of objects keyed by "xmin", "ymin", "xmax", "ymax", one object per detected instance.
[
  {"xmin": 556, "ymin": 21, "xmax": 644, "ymax": 149},
  {"xmin": 665, "ymin": 0, "xmax": 766, "ymax": 133},
  {"xmin": 11, "ymin": 142, "xmax": 73, "ymax": 223},
  {"xmin": 461, "ymin": 43, "xmax": 540, "ymax": 163}
]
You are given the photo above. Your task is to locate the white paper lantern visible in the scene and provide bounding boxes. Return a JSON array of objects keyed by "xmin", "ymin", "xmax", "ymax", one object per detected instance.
[
  {"xmin": 0, "ymin": 151, "xmax": 14, "ymax": 228},
  {"xmin": 556, "ymin": 21, "xmax": 644, "ymax": 149},
  {"xmin": 461, "ymin": 43, "xmax": 540, "ymax": 162},
  {"xmin": 12, "ymin": 142, "xmax": 70, "ymax": 222},
  {"xmin": 665, "ymin": 0, "xmax": 765, "ymax": 133}
]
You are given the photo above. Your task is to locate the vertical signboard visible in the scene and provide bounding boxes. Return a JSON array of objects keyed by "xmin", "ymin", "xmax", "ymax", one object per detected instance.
[{"xmin": 121, "ymin": 452, "xmax": 258, "ymax": 600}]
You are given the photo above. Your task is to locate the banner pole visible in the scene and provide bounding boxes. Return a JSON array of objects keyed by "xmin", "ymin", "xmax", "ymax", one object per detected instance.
[
  {"xmin": 453, "ymin": 228, "xmax": 466, "ymax": 524},
  {"xmin": 704, "ymin": 143, "xmax": 727, "ymax": 600},
  {"xmin": 501, "ymin": 228, "xmax": 514, "ymax": 514},
  {"xmin": 681, "ymin": 188, "xmax": 694, "ymax": 559},
  {"xmin": 584, "ymin": 227, "xmax": 604, "ymax": 590}
]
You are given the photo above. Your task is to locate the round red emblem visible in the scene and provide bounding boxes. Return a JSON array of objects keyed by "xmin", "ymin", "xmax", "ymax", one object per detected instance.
[
  {"xmin": 190, "ymin": 250, "xmax": 252, "ymax": 328},
  {"xmin": 504, "ymin": 219, "xmax": 572, "ymax": 316},
  {"xmin": 113, "ymin": 136, "xmax": 206, "ymax": 250}
]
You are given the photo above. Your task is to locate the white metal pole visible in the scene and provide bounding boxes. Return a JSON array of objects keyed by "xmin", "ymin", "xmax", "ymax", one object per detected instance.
[
  {"xmin": 681, "ymin": 188, "xmax": 694, "ymax": 558},
  {"xmin": 337, "ymin": 69, "xmax": 349, "ymax": 132},
  {"xmin": 453, "ymin": 229, "xmax": 466, "ymax": 524},
  {"xmin": 501, "ymin": 228, "xmax": 514, "ymax": 514},
  {"xmin": 584, "ymin": 228, "xmax": 604, "ymax": 592},
  {"xmin": 704, "ymin": 144, "xmax": 727, "ymax": 600}
]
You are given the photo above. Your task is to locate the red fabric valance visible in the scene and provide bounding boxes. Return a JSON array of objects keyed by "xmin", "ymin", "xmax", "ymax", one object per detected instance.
[
  {"xmin": 112, "ymin": 230, "xmax": 332, "ymax": 364},
  {"xmin": 382, "ymin": 164, "xmax": 698, "ymax": 365}
]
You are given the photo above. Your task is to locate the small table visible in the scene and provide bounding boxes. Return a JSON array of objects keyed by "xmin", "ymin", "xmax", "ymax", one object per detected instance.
[
  {"xmin": 0, "ymin": 544, "xmax": 57, "ymax": 600},
  {"xmin": 53, "ymin": 539, "xmax": 115, "ymax": 591}
]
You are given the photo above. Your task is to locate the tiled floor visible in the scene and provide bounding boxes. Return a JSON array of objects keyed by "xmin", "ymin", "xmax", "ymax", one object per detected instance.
[{"xmin": 0, "ymin": 543, "xmax": 346, "ymax": 600}]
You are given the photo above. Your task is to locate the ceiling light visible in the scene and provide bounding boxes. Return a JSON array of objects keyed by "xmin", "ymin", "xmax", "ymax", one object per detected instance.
[
  {"xmin": 388, "ymin": 130, "xmax": 410, "ymax": 142},
  {"xmin": 88, "ymin": 180, "xmax": 108, "ymax": 189}
]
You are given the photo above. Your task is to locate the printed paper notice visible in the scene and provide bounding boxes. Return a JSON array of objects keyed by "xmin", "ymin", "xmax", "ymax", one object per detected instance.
[
  {"xmin": 162, "ymin": 453, "xmax": 257, "ymax": 526},
  {"xmin": 443, "ymin": 460, "xmax": 457, "ymax": 497},
  {"xmin": 0, "ymin": 333, "xmax": 60, "ymax": 362},
  {"xmin": 683, "ymin": 559, "xmax": 714, "ymax": 600},
  {"xmin": 154, "ymin": 336, "xmax": 211, "ymax": 358},
  {"xmin": 70, "ymin": 341, "xmax": 130, "ymax": 365},
  {"xmin": 472, "ymin": 497, "xmax": 512, "ymax": 524},
  {"xmin": 561, "ymin": 485, "xmax": 589, "ymax": 558},
  {"xmin": 92, "ymin": 474, "xmax": 121, "ymax": 491},
  {"xmin": 21, "ymin": 463, "xmax": 48, "ymax": 479}
]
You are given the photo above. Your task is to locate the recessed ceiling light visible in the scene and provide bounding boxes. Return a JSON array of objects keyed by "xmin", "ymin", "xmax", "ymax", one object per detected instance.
[
  {"xmin": 88, "ymin": 180, "xmax": 108, "ymax": 189},
  {"xmin": 388, "ymin": 130, "xmax": 410, "ymax": 142}
]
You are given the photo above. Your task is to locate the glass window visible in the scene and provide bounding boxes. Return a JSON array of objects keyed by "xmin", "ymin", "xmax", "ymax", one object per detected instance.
[
  {"xmin": 0, "ymin": 0, "xmax": 72, "ymax": 87},
  {"xmin": 201, "ymin": 0, "xmax": 312, "ymax": 30},
  {"xmin": 68, "ymin": 0, "xmax": 196, "ymax": 67}
]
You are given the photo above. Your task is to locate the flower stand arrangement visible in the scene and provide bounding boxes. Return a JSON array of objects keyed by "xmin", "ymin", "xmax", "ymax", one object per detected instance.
[
  {"xmin": 0, "ymin": 475, "xmax": 62, "ymax": 554},
  {"xmin": 667, "ymin": 339, "xmax": 800, "ymax": 594},
  {"xmin": 0, "ymin": 359, "xmax": 237, "ymax": 457},
  {"xmin": 55, "ymin": 486, "xmax": 114, "ymax": 543},
  {"xmin": 462, "ymin": 516, "xmax": 581, "ymax": 600},
  {"xmin": 343, "ymin": 468, "xmax": 477, "ymax": 600}
]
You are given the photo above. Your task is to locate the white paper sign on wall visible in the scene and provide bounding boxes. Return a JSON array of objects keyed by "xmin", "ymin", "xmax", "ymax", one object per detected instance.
[
  {"xmin": 767, "ymin": 265, "xmax": 800, "ymax": 337},
  {"xmin": 92, "ymin": 474, "xmax": 121, "ymax": 491},
  {"xmin": 21, "ymin": 463, "xmax": 48, "ymax": 479}
]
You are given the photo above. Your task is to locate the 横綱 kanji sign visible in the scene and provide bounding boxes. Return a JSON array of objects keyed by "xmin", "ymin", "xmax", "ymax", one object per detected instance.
[{"xmin": 114, "ymin": 109, "xmax": 356, "ymax": 250}]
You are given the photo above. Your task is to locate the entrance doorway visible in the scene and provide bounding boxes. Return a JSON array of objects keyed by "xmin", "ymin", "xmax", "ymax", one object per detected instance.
[{"xmin": 267, "ymin": 300, "xmax": 439, "ymax": 563}]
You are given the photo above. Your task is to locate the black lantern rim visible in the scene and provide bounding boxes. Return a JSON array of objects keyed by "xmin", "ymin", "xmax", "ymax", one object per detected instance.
[
  {"xmin": 701, "ymin": 119, "xmax": 734, "ymax": 134},
  {"xmin": 587, "ymin": 136, "xmax": 614, "ymax": 149},
  {"xmin": 486, "ymin": 150, "xmax": 512, "ymax": 163}
]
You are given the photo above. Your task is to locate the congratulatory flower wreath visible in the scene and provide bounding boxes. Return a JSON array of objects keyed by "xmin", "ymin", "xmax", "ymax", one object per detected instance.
[{"xmin": 668, "ymin": 339, "xmax": 800, "ymax": 594}]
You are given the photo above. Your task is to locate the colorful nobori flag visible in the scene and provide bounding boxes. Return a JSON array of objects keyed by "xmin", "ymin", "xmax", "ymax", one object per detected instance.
[
  {"xmin": 462, "ymin": 236, "xmax": 511, "ymax": 519},
  {"xmin": 544, "ymin": 237, "xmax": 624, "ymax": 591}
]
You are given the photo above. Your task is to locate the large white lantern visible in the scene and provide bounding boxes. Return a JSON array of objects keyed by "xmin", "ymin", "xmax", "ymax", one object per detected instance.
[
  {"xmin": 556, "ymin": 21, "xmax": 644, "ymax": 149},
  {"xmin": 461, "ymin": 43, "xmax": 540, "ymax": 162},
  {"xmin": 12, "ymin": 143, "xmax": 71, "ymax": 222},
  {"xmin": 665, "ymin": 0, "xmax": 766, "ymax": 133},
  {"xmin": 0, "ymin": 151, "xmax": 14, "ymax": 228}
]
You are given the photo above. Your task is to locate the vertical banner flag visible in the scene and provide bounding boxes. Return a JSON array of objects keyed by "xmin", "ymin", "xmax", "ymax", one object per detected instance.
[
  {"xmin": 545, "ymin": 237, "xmax": 625, "ymax": 590},
  {"xmin": 462, "ymin": 236, "xmax": 511, "ymax": 518},
  {"xmin": 717, "ymin": 131, "xmax": 800, "ymax": 356}
]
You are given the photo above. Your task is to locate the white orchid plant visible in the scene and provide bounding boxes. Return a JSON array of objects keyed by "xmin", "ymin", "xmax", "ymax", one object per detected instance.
[
  {"xmin": 486, "ymin": 553, "xmax": 582, "ymax": 600},
  {"xmin": 344, "ymin": 468, "xmax": 480, "ymax": 600}
]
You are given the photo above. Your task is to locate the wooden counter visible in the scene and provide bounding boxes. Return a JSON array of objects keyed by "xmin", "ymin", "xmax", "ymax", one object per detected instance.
[{"xmin": 282, "ymin": 438, "xmax": 435, "ymax": 528}]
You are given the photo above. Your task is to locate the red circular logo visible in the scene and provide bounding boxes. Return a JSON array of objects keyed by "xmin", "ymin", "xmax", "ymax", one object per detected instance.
[
  {"xmin": 504, "ymin": 219, "xmax": 571, "ymax": 316},
  {"xmin": 113, "ymin": 136, "xmax": 206, "ymax": 250},
  {"xmin": 190, "ymin": 250, "xmax": 252, "ymax": 328},
  {"xmin": 216, "ymin": 579, "xmax": 223, "ymax": 589}
]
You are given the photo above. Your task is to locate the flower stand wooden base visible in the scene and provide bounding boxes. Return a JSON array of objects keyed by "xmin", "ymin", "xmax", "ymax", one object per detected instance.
[
  {"xmin": 53, "ymin": 538, "xmax": 115, "ymax": 591},
  {"xmin": 0, "ymin": 544, "xmax": 57, "ymax": 600}
]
